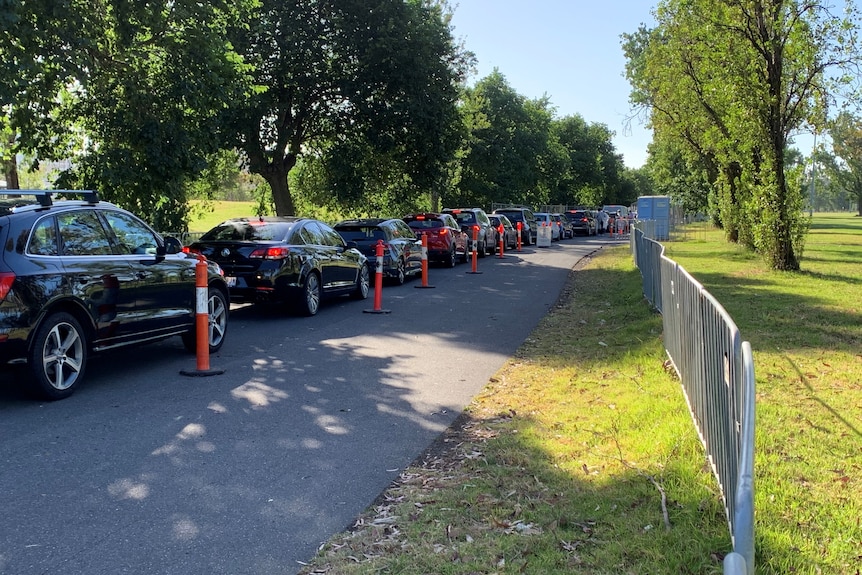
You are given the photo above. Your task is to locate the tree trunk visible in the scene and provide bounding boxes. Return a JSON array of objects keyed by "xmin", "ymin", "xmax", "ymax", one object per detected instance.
[
  {"xmin": 3, "ymin": 157, "xmax": 19, "ymax": 189},
  {"xmin": 259, "ymin": 155, "xmax": 297, "ymax": 216}
]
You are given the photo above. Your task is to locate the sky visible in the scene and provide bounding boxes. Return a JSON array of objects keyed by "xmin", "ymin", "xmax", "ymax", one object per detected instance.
[{"xmin": 448, "ymin": 1, "xmax": 658, "ymax": 169}]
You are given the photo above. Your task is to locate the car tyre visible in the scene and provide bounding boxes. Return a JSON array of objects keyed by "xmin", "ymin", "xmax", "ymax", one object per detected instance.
[
  {"xmin": 447, "ymin": 247, "xmax": 457, "ymax": 268},
  {"xmin": 391, "ymin": 260, "xmax": 406, "ymax": 285},
  {"xmin": 298, "ymin": 272, "xmax": 321, "ymax": 316},
  {"xmin": 352, "ymin": 263, "xmax": 370, "ymax": 299},
  {"xmin": 182, "ymin": 287, "xmax": 229, "ymax": 354},
  {"xmin": 28, "ymin": 312, "xmax": 87, "ymax": 401},
  {"xmin": 478, "ymin": 240, "xmax": 487, "ymax": 258}
]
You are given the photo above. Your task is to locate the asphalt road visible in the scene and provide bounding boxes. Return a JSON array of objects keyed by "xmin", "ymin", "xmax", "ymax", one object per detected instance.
[{"xmin": 0, "ymin": 234, "xmax": 620, "ymax": 575}]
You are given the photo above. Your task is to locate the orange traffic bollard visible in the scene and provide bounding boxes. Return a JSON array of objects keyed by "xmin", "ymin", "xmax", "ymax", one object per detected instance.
[
  {"xmin": 364, "ymin": 239, "xmax": 391, "ymax": 314},
  {"xmin": 180, "ymin": 254, "xmax": 224, "ymax": 377},
  {"xmin": 415, "ymin": 232, "xmax": 435, "ymax": 289},
  {"xmin": 516, "ymin": 221, "xmax": 522, "ymax": 251},
  {"xmin": 467, "ymin": 225, "xmax": 482, "ymax": 274},
  {"xmin": 497, "ymin": 224, "xmax": 504, "ymax": 258}
]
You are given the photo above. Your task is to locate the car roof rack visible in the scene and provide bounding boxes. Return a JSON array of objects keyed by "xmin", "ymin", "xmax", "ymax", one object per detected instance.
[{"xmin": 0, "ymin": 189, "xmax": 100, "ymax": 207}]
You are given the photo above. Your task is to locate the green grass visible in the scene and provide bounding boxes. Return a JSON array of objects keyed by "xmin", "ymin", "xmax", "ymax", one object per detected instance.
[
  {"xmin": 186, "ymin": 200, "xmax": 260, "ymax": 232},
  {"xmin": 293, "ymin": 213, "xmax": 861, "ymax": 574}
]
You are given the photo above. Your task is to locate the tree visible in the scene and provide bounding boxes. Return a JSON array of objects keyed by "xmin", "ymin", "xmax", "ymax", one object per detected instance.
[
  {"xmin": 828, "ymin": 112, "xmax": 862, "ymax": 215},
  {"xmin": 224, "ymin": 0, "xmax": 469, "ymax": 217},
  {"xmin": 453, "ymin": 70, "xmax": 553, "ymax": 209},
  {"xmin": 624, "ymin": 0, "xmax": 862, "ymax": 270},
  {"xmin": 550, "ymin": 115, "xmax": 625, "ymax": 207},
  {"xmin": 0, "ymin": 0, "xmax": 257, "ymax": 231}
]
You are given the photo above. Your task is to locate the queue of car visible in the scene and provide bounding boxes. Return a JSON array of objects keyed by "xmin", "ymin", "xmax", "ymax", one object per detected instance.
[{"xmin": 0, "ymin": 192, "xmax": 617, "ymax": 401}]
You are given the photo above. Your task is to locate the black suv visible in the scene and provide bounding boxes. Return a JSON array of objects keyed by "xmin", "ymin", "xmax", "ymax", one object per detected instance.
[
  {"xmin": 442, "ymin": 208, "xmax": 496, "ymax": 257},
  {"xmin": 492, "ymin": 207, "xmax": 537, "ymax": 246},
  {"xmin": 0, "ymin": 190, "xmax": 229, "ymax": 400}
]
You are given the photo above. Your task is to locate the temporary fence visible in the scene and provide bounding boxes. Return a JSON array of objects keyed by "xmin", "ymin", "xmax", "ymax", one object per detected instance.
[{"xmin": 631, "ymin": 224, "xmax": 755, "ymax": 575}]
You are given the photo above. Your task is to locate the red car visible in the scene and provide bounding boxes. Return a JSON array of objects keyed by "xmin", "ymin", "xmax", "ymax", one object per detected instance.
[{"xmin": 402, "ymin": 212, "xmax": 469, "ymax": 267}]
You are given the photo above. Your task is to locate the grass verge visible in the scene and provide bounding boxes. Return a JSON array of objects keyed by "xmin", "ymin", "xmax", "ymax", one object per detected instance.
[{"xmin": 296, "ymin": 213, "xmax": 861, "ymax": 575}]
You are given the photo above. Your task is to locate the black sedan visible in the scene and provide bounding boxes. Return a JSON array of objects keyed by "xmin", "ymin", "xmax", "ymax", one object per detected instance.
[
  {"xmin": 189, "ymin": 217, "xmax": 369, "ymax": 316},
  {"xmin": 333, "ymin": 218, "xmax": 423, "ymax": 285}
]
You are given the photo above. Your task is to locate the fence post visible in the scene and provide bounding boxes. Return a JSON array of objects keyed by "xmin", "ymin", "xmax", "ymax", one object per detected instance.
[
  {"xmin": 415, "ymin": 232, "xmax": 435, "ymax": 289},
  {"xmin": 180, "ymin": 255, "xmax": 224, "ymax": 377},
  {"xmin": 364, "ymin": 239, "xmax": 391, "ymax": 314}
]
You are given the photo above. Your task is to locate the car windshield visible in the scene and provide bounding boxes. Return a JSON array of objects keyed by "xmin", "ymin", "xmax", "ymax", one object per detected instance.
[
  {"xmin": 201, "ymin": 220, "xmax": 295, "ymax": 242},
  {"xmin": 336, "ymin": 226, "xmax": 388, "ymax": 242}
]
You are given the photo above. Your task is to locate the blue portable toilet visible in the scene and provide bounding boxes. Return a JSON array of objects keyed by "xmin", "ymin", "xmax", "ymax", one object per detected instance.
[{"xmin": 637, "ymin": 195, "xmax": 671, "ymax": 240}]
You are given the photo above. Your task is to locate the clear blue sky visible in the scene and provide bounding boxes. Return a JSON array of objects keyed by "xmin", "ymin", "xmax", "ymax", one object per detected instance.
[{"xmin": 448, "ymin": 1, "xmax": 657, "ymax": 169}]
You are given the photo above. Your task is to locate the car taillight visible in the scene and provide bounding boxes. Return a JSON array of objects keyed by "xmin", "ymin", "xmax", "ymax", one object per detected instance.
[
  {"xmin": 250, "ymin": 247, "xmax": 290, "ymax": 260},
  {"xmin": 0, "ymin": 272, "xmax": 15, "ymax": 301},
  {"xmin": 439, "ymin": 229, "xmax": 449, "ymax": 236}
]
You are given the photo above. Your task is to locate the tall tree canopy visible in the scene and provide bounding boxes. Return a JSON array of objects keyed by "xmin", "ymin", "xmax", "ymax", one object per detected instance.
[
  {"xmin": 1, "ymin": 0, "xmax": 256, "ymax": 231},
  {"xmin": 452, "ymin": 70, "xmax": 554, "ymax": 209},
  {"xmin": 224, "ymin": 0, "xmax": 470, "ymax": 217},
  {"xmin": 550, "ymin": 115, "xmax": 626, "ymax": 208},
  {"xmin": 828, "ymin": 111, "xmax": 862, "ymax": 215},
  {"xmin": 624, "ymin": 0, "xmax": 862, "ymax": 270}
]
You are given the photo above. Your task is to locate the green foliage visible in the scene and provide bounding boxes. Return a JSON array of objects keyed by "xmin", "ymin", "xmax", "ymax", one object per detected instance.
[
  {"xmin": 224, "ymin": 0, "xmax": 470, "ymax": 217},
  {"xmin": 4, "ymin": 0, "xmax": 258, "ymax": 231},
  {"xmin": 827, "ymin": 111, "xmax": 862, "ymax": 214},
  {"xmin": 452, "ymin": 71, "xmax": 626, "ymax": 211}
]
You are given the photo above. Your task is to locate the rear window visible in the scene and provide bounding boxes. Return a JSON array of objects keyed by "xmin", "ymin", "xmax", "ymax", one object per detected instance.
[
  {"xmin": 495, "ymin": 210, "xmax": 523, "ymax": 221},
  {"xmin": 201, "ymin": 220, "xmax": 295, "ymax": 242},
  {"xmin": 335, "ymin": 226, "xmax": 388, "ymax": 242},
  {"xmin": 407, "ymin": 219, "xmax": 443, "ymax": 230},
  {"xmin": 451, "ymin": 212, "xmax": 477, "ymax": 224}
]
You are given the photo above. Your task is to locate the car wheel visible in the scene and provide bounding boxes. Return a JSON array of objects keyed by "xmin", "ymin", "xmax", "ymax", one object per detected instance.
[
  {"xmin": 392, "ymin": 260, "xmax": 406, "ymax": 285},
  {"xmin": 478, "ymin": 240, "xmax": 487, "ymax": 258},
  {"xmin": 447, "ymin": 247, "xmax": 457, "ymax": 268},
  {"xmin": 28, "ymin": 312, "xmax": 87, "ymax": 400},
  {"xmin": 182, "ymin": 287, "xmax": 229, "ymax": 354},
  {"xmin": 298, "ymin": 272, "xmax": 321, "ymax": 316},
  {"xmin": 352, "ymin": 263, "xmax": 370, "ymax": 299}
]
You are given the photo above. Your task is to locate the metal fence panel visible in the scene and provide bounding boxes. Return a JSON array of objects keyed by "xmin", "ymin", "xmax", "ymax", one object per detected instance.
[{"xmin": 632, "ymin": 224, "xmax": 755, "ymax": 575}]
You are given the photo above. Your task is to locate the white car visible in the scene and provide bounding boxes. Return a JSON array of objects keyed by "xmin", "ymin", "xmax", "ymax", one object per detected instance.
[{"xmin": 534, "ymin": 212, "xmax": 561, "ymax": 241}]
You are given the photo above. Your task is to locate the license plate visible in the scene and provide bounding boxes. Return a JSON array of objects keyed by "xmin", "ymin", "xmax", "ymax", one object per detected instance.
[{"xmin": 225, "ymin": 276, "xmax": 237, "ymax": 288}]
